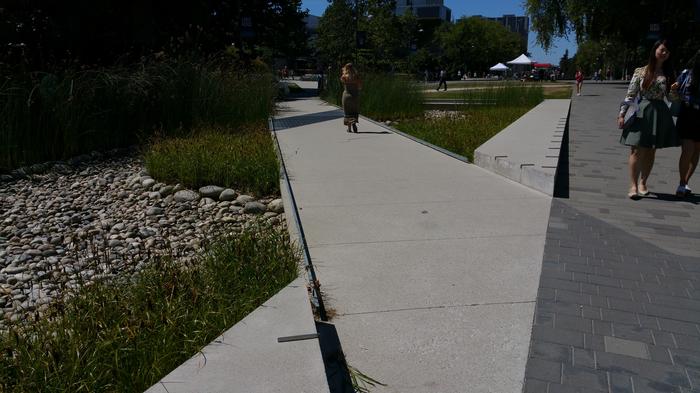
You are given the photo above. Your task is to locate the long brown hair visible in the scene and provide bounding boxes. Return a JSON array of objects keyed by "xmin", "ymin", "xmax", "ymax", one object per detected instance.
[
  {"xmin": 341, "ymin": 63, "xmax": 359, "ymax": 83},
  {"xmin": 642, "ymin": 39, "xmax": 675, "ymax": 90}
]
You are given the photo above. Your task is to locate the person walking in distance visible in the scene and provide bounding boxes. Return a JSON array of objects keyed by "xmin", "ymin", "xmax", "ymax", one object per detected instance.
[
  {"xmin": 618, "ymin": 39, "xmax": 681, "ymax": 199},
  {"xmin": 437, "ymin": 69, "xmax": 447, "ymax": 91},
  {"xmin": 575, "ymin": 68, "xmax": 584, "ymax": 96},
  {"xmin": 675, "ymin": 49, "xmax": 700, "ymax": 197},
  {"xmin": 341, "ymin": 63, "xmax": 361, "ymax": 133}
]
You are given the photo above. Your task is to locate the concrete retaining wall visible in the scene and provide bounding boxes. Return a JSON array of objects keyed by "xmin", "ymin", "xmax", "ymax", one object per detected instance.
[{"xmin": 474, "ymin": 99, "xmax": 570, "ymax": 196}]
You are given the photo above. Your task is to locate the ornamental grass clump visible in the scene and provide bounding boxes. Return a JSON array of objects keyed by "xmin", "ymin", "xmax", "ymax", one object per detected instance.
[
  {"xmin": 395, "ymin": 105, "xmax": 536, "ymax": 161},
  {"xmin": 0, "ymin": 59, "xmax": 276, "ymax": 172},
  {"xmin": 321, "ymin": 70, "xmax": 423, "ymax": 120},
  {"xmin": 143, "ymin": 124, "xmax": 280, "ymax": 196},
  {"xmin": 0, "ymin": 226, "xmax": 299, "ymax": 393}
]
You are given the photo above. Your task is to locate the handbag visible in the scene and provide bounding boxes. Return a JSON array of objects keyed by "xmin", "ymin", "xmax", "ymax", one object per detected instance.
[{"xmin": 622, "ymin": 97, "xmax": 639, "ymax": 129}]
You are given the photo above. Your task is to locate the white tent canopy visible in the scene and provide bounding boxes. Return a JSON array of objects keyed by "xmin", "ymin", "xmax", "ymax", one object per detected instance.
[
  {"xmin": 507, "ymin": 54, "xmax": 534, "ymax": 65},
  {"xmin": 489, "ymin": 63, "xmax": 509, "ymax": 71}
]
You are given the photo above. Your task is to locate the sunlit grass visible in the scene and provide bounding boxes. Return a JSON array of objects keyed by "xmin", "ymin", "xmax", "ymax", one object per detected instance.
[
  {"xmin": 0, "ymin": 227, "xmax": 299, "ymax": 393},
  {"xmin": 395, "ymin": 105, "xmax": 537, "ymax": 161},
  {"xmin": 144, "ymin": 123, "xmax": 280, "ymax": 196}
]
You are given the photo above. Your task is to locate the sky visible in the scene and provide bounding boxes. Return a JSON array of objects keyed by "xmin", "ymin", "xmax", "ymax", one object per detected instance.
[{"xmin": 301, "ymin": 0, "xmax": 578, "ymax": 65}]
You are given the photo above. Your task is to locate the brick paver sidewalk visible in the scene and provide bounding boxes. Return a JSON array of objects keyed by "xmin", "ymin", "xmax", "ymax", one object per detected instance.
[{"xmin": 524, "ymin": 84, "xmax": 700, "ymax": 392}]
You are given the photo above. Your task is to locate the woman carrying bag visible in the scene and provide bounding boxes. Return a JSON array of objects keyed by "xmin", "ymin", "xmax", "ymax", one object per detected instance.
[{"xmin": 618, "ymin": 39, "xmax": 681, "ymax": 199}]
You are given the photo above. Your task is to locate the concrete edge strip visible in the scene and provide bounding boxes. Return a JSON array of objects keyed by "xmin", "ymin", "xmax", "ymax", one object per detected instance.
[
  {"xmin": 268, "ymin": 117, "xmax": 328, "ymax": 321},
  {"xmin": 473, "ymin": 100, "xmax": 572, "ymax": 196},
  {"xmin": 322, "ymin": 101, "xmax": 471, "ymax": 164}
]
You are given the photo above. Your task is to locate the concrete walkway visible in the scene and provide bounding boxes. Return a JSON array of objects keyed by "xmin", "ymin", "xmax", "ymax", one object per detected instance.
[
  {"xmin": 524, "ymin": 84, "xmax": 700, "ymax": 392},
  {"xmin": 274, "ymin": 94, "xmax": 552, "ymax": 392}
]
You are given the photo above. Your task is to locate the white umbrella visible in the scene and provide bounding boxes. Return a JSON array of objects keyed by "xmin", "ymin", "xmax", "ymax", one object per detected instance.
[{"xmin": 489, "ymin": 63, "xmax": 509, "ymax": 71}]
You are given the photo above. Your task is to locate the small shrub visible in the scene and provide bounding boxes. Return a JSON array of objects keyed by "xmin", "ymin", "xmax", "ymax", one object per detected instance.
[
  {"xmin": 0, "ymin": 226, "xmax": 299, "ymax": 392},
  {"xmin": 144, "ymin": 124, "xmax": 280, "ymax": 196}
]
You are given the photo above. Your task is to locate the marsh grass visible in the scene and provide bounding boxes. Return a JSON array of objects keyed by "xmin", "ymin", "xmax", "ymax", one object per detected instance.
[
  {"xmin": 395, "ymin": 106, "xmax": 536, "ymax": 161},
  {"xmin": 0, "ymin": 60, "xmax": 276, "ymax": 172},
  {"xmin": 322, "ymin": 71, "xmax": 423, "ymax": 120},
  {"xmin": 0, "ymin": 226, "xmax": 299, "ymax": 392},
  {"xmin": 447, "ymin": 83, "xmax": 544, "ymax": 107},
  {"xmin": 144, "ymin": 124, "xmax": 280, "ymax": 196}
]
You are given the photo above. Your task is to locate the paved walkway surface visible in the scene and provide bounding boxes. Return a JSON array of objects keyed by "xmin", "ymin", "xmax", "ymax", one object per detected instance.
[
  {"xmin": 274, "ymin": 93, "xmax": 551, "ymax": 392},
  {"xmin": 524, "ymin": 83, "xmax": 700, "ymax": 392}
]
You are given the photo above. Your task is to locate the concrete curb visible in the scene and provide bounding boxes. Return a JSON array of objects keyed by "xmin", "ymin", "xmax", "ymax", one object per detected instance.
[{"xmin": 473, "ymin": 99, "xmax": 571, "ymax": 196}]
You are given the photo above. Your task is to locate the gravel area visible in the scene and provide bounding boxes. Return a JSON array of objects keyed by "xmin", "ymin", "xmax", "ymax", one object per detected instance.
[{"xmin": 0, "ymin": 154, "xmax": 286, "ymax": 329}]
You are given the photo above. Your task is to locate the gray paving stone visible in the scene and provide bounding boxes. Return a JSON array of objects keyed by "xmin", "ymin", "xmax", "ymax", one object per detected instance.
[
  {"xmin": 526, "ymin": 357, "xmax": 562, "ymax": 383},
  {"xmin": 525, "ymin": 84, "xmax": 700, "ymax": 393},
  {"xmin": 605, "ymin": 336, "xmax": 651, "ymax": 359}
]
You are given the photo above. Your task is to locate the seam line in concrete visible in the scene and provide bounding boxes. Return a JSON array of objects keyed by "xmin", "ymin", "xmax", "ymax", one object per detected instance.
[
  {"xmin": 308, "ymin": 233, "xmax": 546, "ymax": 248},
  {"xmin": 296, "ymin": 196, "xmax": 547, "ymax": 209},
  {"xmin": 339, "ymin": 300, "xmax": 537, "ymax": 317}
]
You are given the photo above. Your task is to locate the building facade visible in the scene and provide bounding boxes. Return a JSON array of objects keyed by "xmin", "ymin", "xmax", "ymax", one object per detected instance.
[{"xmin": 395, "ymin": 0, "xmax": 451, "ymax": 22}]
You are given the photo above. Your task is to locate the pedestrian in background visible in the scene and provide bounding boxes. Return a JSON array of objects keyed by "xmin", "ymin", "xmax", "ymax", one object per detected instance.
[
  {"xmin": 341, "ymin": 63, "xmax": 361, "ymax": 133},
  {"xmin": 575, "ymin": 68, "xmax": 584, "ymax": 96},
  {"xmin": 618, "ymin": 39, "xmax": 681, "ymax": 199},
  {"xmin": 437, "ymin": 69, "xmax": 447, "ymax": 91},
  {"xmin": 675, "ymin": 49, "xmax": 700, "ymax": 197}
]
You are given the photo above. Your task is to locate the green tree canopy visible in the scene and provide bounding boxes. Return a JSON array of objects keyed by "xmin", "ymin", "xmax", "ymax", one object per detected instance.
[
  {"xmin": 0, "ymin": 0, "xmax": 308, "ymax": 71},
  {"xmin": 525, "ymin": 0, "xmax": 699, "ymax": 65},
  {"xmin": 434, "ymin": 17, "xmax": 523, "ymax": 75},
  {"xmin": 316, "ymin": 0, "xmax": 418, "ymax": 70},
  {"xmin": 316, "ymin": 0, "xmax": 357, "ymax": 66}
]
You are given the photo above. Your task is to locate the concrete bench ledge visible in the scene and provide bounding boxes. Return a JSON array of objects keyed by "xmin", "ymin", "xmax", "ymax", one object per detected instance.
[{"xmin": 474, "ymin": 99, "xmax": 571, "ymax": 196}]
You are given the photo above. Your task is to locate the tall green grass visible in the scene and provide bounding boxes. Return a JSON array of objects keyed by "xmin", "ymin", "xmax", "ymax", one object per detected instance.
[
  {"xmin": 395, "ymin": 105, "xmax": 538, "ymax": 161},
  {"xmin": 0, "ymin": 60, "xmax": 276, "ymax": 172},
  {"xmin": 448, "ymin": 83, "xmax": 544, "ymax": 107},
  {"xmin": 0, "ymin": 226, "xmax": 299, "ymax": 392},
  {"xmin": 144, "ymin": 124, "xmax": 280, "ymax": 196},
  {"xmin": 322, "ymin": 71, "xmax": 423, "ymax": 120}
]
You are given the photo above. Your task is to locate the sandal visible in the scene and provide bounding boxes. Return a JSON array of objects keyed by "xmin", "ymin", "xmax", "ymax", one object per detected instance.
[
  {"xmin": 628, "ymin": 188, "xmax": 641, "ymax": 200},
  {"xmin": 637, "ymin": 187, "xmax": 650, "ymax": 196}
]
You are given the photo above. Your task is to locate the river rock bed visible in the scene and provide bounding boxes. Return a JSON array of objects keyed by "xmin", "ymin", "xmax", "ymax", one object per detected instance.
[{"xmin": 0, "ymin": 154, "xmax": 286, "ymax": 329}]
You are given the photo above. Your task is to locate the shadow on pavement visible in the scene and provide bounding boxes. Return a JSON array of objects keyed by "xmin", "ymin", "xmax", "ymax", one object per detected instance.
[
  {"xmin": 316, "ymin": 322, "xmax": 354, "ymax": 393},
  {"xmin": 553, "ymin": 103, "xmax": 571, "ymax": 198},
  {"xmin": 354, "ymin": 131, "xmax": 391, "ymax": 135},
  {"xmin": 273, "ymin": 109, "xmax": 342, "ymax": 131},
  {"xmin": 649, "ymin": 192, "xmax": 700, "ymax": 205}
]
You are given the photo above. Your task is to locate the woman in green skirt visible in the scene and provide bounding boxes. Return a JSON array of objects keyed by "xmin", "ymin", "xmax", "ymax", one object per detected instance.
[{"xmin": 618, "ymin": 40, "xmax": 681, "ymax": 199}]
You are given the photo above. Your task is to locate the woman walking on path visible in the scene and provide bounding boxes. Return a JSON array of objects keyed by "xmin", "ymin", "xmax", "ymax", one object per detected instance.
[
  {"xmin": 618, "ymin": 39, "xmax": 681, "ymax": 199},
  {"xmin": 676, "ymin": 49, "xmax": 700, "ymax": 197},
  {"xmin": 341, "ymin": 63, "xmax": 361, "ymax": 133},
  {"xmin": 575, "ymin": 68, "xmax": 584, "ymax": 96}
]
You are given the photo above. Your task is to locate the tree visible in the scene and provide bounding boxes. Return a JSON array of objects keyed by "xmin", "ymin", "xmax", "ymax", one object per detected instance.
[
  {"xmin": 0, "ymin": 0, "xmax": 309, "ymax": 71},
  {"xmin": 316, "ymin": 0, "xmax": 418, "ymax": 70},
  {"xmin": 525, "ymin": 0, "xmax": 700, "ymax": 66},
  {"xmin": 434, "ymin": 17, "xmax": 523, "ymax": 75},
  {"xmin": 559, "ymin": 49, "xmax": 573, "ymax": 78},
  {"xmin": 316, "ymin": 0, "xmax": 356, "ymax": 66}
]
